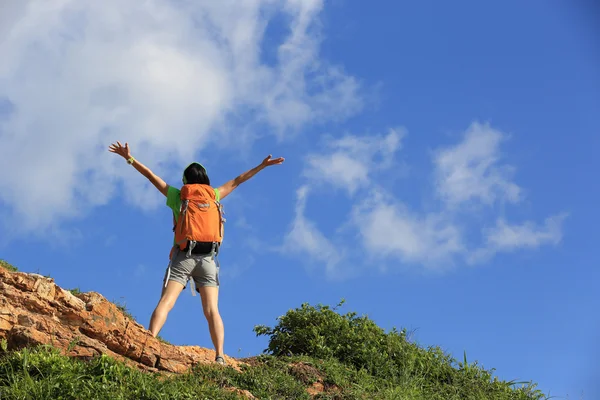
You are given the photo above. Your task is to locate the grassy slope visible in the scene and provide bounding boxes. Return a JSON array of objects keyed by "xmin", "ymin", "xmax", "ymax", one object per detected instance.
[{"xmin": 0, "ymin": 345, "xmax": 546, "ymax": 400}]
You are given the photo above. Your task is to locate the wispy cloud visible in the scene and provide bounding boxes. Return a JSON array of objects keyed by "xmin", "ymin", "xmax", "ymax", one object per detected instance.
[
  {"xmin": 468, "ymin": 214, "xmax": 567, "ymax": 264},
  {"xmin": 485, "ymin": 215, "xmax": 565, "ymax": 249},
  {"xmin": 350, "ymin": 191, "xmax": 463, "ymax": 269},
  {"xmin": 219, "ymin": 254, "xmax": 255, "ymax": 280},
  {"xmin": 282, "ymin": 185, "xmax": 343, "ymax": 277},
  {"xmin": 286, "ymin": 122, "xmax": 566, "ymax": 276},
  {"xmin": 303, "ymin": 128, "xmax": 405, "ymax": 195},
  {"xmin": 0, "ymin": 0, "xmax": 361, "ymax": 234},
  {"xmin": 434, "ymin": 122, "xmax": 521, "ymax": 207}
]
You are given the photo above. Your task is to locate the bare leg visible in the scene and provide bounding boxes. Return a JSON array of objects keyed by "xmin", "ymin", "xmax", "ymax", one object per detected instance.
[
  {"xmin": 198, "ymin": 286, "xmax": 224, "ymax": 357},
  {"xmin": 149, "ymin": 280, "xmax": 184, "ymax": 337}
]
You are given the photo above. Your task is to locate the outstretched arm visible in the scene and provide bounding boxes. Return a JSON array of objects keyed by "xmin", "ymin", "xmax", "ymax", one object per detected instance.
[
  {"xmin": 108, "ymin": 141, "xmax": 169, "ymax": 197},
  {"xmin": 218, "ymin": 155, "xmax": 284, "ymax": 200}
]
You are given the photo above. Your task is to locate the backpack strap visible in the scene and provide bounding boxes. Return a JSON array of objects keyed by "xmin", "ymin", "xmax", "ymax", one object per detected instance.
[
  {"xmin": 212, "ymin": 242, "xmax": 220, "ymax": 283},
  {"xmin": 216, "ymin": 200, "xmax": 226, "ymax": 244}
]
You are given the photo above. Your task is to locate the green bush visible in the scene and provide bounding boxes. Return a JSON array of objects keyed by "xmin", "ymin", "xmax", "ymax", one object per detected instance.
[
  {"xmin": 253, "ymin": 300, "xmax": 450, "ymax": 380},
  {"xmin": 254, "ymin": 300, "xmax": 548, "ymax": 400}
]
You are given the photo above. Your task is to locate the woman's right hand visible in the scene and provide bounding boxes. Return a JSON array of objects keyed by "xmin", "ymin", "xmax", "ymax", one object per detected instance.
[
  {"xmin": 108, "ymin": 141, "xmax": 132, "ymax": 160},
  {"xmin": 108, "ymin": 141, "xmax": 169, "ymax": 197}
]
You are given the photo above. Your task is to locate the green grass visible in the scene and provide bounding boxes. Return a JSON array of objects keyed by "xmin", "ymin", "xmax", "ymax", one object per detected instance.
[
  {"xmin": 112, "ymin": 299, "xmax": 136, "ymax": 322},
  {"xmin": 0, "ymin": 346, "xmax": 240, "ymax": 400},
  {"xmin": 156, "ymin": 335, "xmax": 171, "ymax": 345},
  {"xmin": 0, "ymin": 259, "xmax": 18, "ymax": 272},
  {"xmin": 0, "ymin": 345, "xmax": 549, "ymax": 400}
]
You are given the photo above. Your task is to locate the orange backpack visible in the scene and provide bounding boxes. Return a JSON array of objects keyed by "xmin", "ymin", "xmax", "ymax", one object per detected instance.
[{"xmin": 173, "ymin": 184, "xmax": 224, "ymax": 251}]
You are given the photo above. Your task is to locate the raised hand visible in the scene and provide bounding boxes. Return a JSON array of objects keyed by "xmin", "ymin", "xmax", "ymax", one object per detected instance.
[
  {"xmin": 108, "ymin": 141, "xmax": 132, "ymax": 160},
  {"xmin": 261, "ymin": 154, "xmax": 285, "ymax": 167}
]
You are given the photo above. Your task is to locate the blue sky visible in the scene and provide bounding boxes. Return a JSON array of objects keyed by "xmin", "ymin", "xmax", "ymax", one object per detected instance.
[{"xmin": 1, "ymin": 0, "xmax": 598, "ymax": 398}]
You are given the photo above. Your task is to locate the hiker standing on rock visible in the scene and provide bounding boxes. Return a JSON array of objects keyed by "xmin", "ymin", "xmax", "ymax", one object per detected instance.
[{"xmin": 109, "ymin": 141, "xmax": 284, "ymax": 365}]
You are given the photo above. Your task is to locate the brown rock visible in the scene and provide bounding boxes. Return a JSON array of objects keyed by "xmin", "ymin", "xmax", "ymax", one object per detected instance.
[
  {"xmin": 225, "ymin": 387, "xmax": 256, "ymax": 399},
  {"xmin": 306, "ymin": 381, "xmax": 325, "ymax": 396},
  {"xmin": 290, "ymin": 361, "xmax": 323, "ymax": 384},
  {"xmin": 0, "ymin": 265, "xmax": 244, "ymax": 374},
  {"xmin": 0, "ymin": 318, "xmax": 12, "ymax": 331},
  {"xmin": 289, "ymin": 361, "xmax": 341, "ymax": 398},
  {"xmin": 55, "ymin": 287, "xmax": 86, "ymax": 310}
]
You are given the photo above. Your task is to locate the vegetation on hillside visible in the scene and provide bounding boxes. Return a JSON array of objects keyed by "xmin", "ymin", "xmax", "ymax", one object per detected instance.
[
  {"xmin": 0, "ymin": 301, "xmax": 549, "ymax": 400},
  {"xmin": 0, "ymin": 259, "xmax": 18, "ymax": 272},
  {"xmin": 0, "ymin": 342, "xmax": 548, "ymax": 400},
  {"xmin": 0, "ymin": 260, "xmax": 548, "ymax": 399},
  {"xmin": 253, "ymin": 301, "xmax": 547, "ymax": 400}
]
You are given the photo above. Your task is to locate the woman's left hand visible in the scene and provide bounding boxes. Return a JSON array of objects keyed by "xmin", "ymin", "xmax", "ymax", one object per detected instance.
[{"xmin": 261, "ymin": 154, "xmax": 285, "ymax": 167}]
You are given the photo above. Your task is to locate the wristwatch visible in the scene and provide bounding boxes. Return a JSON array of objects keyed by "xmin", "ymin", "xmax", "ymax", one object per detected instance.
[{"xmin": 127, "ymin": 156, "xmax": 135, "ymax": 165}]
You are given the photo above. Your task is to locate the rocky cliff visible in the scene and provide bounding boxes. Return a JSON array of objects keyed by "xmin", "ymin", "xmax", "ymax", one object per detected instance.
[{"xmin": 0, "ymin": 265, "xmax": 240, "ymax": 374}]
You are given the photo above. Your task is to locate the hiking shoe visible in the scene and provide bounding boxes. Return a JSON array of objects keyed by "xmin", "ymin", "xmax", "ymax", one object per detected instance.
[{"xmin": 215, "ymin": 356, "xmax": 226, "ymax": 366}]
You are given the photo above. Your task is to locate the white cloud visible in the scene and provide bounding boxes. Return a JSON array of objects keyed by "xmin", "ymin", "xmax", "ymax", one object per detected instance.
[
  {"xmin": 465, "ymin": 214, "xmax": 567, "ymax": 264},
  {"xmin": 466, "ymin": 214, "xmax": 567, "ymax": 263},
  {"xmin": 351, "ymin": 191, "xmax": 463, "ymax": 268},
  {"xmin": 288, "ymin": 122, "xmax": 566, "ymax": 276},
  {"xmin": 282, "ymin": 185, "xmax": 342, "ymax": 276},
  {"xmin": 303, "ymin": 128, "xmax": 405, "ymax": 194},
  {"xmin": 485, "ymin": 215, "xmax": 565, "ymax": 249},
  {"xmin": 0, "ymin": 0, "xmax": 361, "ymax": 234},
  {"xmin": 434, "ymin": 122, "xmax": 521, "ymax": 207}
]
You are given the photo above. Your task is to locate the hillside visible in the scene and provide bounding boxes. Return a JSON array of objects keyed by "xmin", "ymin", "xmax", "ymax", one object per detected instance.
[{"xmin": 0, "ymin": 260, "xmax": 548, "ymax": 399}]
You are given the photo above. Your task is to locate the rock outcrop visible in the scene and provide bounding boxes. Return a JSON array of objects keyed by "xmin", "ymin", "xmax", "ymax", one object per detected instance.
[{"xmin": 0, "ymin": 265, "xmax": 241, "ymax": 373}]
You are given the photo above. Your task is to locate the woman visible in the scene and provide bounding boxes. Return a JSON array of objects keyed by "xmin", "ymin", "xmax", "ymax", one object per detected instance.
[{"xmin": 109, "ymin": 141, "xmax": 284, "ymax": 365}]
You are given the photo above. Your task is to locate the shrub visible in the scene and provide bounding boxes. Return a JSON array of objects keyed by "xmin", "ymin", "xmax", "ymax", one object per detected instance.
[
  {"xmin": 254, "ymin": 300, "xmax": 548, "ymax": 399},
  {"xmin": 254, "ymin": 300, "xmax": 418, "ymax": 380}
]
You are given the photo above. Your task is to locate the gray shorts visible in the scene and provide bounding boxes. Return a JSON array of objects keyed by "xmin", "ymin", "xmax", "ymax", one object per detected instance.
[{"xmin": 163, "ymin": 248, "xmax": 220, "ymax": 290}]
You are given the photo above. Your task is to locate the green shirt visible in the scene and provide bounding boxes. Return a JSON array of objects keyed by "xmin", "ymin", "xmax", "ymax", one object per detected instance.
[{"xmin": 167, "ymin": 185, "xmax": 220, "ymax": 244}]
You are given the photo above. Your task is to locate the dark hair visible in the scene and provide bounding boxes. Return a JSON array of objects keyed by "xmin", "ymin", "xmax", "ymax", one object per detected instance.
[{"xmin": 183, "ymin": 162, "xmax": 210, "ymax": 185}]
